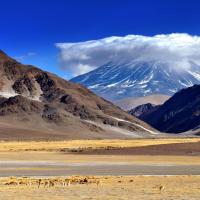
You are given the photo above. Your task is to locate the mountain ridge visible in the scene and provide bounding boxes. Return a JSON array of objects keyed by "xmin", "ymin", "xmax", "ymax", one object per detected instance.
[
  {"xmin": 71, "ymin": 61, "xmax": 200, "ymax": 101},
  {"xmin": 133, "ymin": 84, "xmax": 200, "ymax": 133},
  {"xmin": 0, "ymin": 50, "xmax": 157, "ymax": 140},
  {"xmin": 128, "ymin": 103, "xmax": 160, "ymax": 117}
]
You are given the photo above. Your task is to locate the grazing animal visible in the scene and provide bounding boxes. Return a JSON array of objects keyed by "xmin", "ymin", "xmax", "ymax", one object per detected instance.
[
  {"xmin": 153, "ymin": 184, "xmax": 166, "ymax": 192},
  {"xmin": 5, "ymin": 177, "xmax": 19, "ymax": 186},
  {"xmin": 18, "ymin": 177, "xmax": 31, "ymax": 186},
  {"xmin": 159, "ymin": 185, "xmax": 165, "ymax": 192},
  {"xmin": 37, "ymin": 179, "xmax": 56, "ymax": 188},
  {"xmin": 83, "ymin": 177, "xmax": 88, "ymax": 184},
  {"xmin": 49, "ymin": 180, "xmax": 55, "ymax": 187},
  {"xmin": 37, "ymin": 179, "xmax": 42, "ymax": 188},
  {"xmin": 5, "ymin": 180, "xmax": 19, "ymax": 186},
  {"xmin": 63, "ymin": 178, "xmax": 71, "ymax": 187},
  {"xmin": 96, "ymin": 180, "xmax": 101, "ymax": 186},
  {"xmin": 44, "ymin": 179, "xmax": 50, "ymax": 188}
]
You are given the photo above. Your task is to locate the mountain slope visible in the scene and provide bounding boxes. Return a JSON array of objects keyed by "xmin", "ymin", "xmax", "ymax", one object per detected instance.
[
  {"xmin": 71, "ymin": 61, "xmax": 200, "ymax": 101},
  {"xmin": 138, "ymin": 84, "xmax": 200, "ymax": 133},
  {"xmin": 128, "ymin": 103, "xmax": 160, "ymax": 118},
  {"xmin": 0, "ymin": 50, "xmax": 157, "ymax": 140}
]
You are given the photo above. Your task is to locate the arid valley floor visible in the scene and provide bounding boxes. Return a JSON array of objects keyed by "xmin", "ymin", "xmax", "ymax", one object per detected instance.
[{"xmin": 1, "ymin": 138, "xmax": 200, "ymax": 199}]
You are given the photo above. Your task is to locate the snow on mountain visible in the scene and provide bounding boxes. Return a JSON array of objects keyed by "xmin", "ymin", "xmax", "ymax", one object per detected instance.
[{"xmin": 71, "ymin": 61, "xmax": 200, "ymax": 101}]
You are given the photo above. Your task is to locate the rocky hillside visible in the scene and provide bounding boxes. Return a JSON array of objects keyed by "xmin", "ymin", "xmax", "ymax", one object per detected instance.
[
  {"xmin": 128, "ymin": 103, "xmax": 160, "ymax": 118},
  {"xmin": 139, "ymin": 84, "xmax": 200, "ymax": 133},
  {"xmin": 0, "ymin": 50, "xmax": 157, "ymax": 140}
]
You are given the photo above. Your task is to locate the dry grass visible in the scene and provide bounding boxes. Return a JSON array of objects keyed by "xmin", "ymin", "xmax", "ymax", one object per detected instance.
[
  {"xmin": 0, "ymin": 138, "xmax": 200, "ymax": 152},
  {"xmin": 1, "ymin": 176, "xmax": 98, "ymax": 187},
  {"xmin": 0, "ymin": 175, "xmax": 200, "ymax": 200},
  {"xmin": 0, "ymin": 138, "xmax": 200, "ymax": 199},
  {"xmin": 1, "ymin": 151, "xmax": 200, "ymax": 165}
]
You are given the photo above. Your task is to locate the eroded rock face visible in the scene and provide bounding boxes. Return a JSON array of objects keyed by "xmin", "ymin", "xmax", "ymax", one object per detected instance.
[
  {"xmin": 42, "ymin": 105, "xmax": 62, "ymax": 122},
  {"xmin": 12, "ymin": 77, "xmax": 43, "ymax": 100},
  {"xmin": 60, "ymin": 94, "xmax": 74, "ymax": 104},
  {"xmin": 0, "ymin": 95, "xmax": 43, "ymax": 116}
]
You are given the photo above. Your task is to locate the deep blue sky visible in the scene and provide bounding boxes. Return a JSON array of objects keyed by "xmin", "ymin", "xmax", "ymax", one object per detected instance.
[{"xmin": 1, "ymin": 0, "xmax": 200, "ymax": 78}]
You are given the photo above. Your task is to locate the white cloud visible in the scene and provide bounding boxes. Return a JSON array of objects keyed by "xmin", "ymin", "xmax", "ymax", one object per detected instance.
[
  {"xmin": 55, "ymin": 33, "xmax": 200, "ymax": 77},
  {"xmin": 14, "ymin": 52, "xmax": 37, "ymax": 62}
]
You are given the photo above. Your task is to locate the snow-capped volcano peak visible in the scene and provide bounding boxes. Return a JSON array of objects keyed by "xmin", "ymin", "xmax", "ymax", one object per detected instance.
[
  {"xmin": 71, "ymin": 60, "xmax": 200, "ymax": 101},
  {"xmin": 63, "ymin": 34, "xmax": 200, "ymax": 100}
]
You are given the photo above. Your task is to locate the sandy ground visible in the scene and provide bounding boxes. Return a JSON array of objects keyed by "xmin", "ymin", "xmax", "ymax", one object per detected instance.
[
  {"xmin": 0, "ymin": 138, "xmax": 200, "ymax": 199},
  {"xmin": 0, "ymin": 176, "xmax": 200, "ymax": 200}
]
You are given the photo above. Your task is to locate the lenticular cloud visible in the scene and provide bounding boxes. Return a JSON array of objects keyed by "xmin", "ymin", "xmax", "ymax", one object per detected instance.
[{"xmin": 56, "ymin": 33, "xmax": 200, "ymax": 77}]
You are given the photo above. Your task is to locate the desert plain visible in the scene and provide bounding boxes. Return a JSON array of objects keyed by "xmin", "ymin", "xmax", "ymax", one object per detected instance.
[{"xmin": 0, "ymin": 138, "xmax": 200, "ymax": 199}]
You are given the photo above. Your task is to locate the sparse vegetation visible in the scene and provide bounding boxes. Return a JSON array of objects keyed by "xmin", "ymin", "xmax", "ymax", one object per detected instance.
[
  {"xmin": 0, "ymin": 138, "xmax": 199, "ymax": 199},
  {"xmin": 0, "ymin": 138, "xmax": 199, "ymax": 152},
  {"xmin": 2, "ymin": 176, "xmax": 101, "ymax": 188},
  {"xmin": 0, "ymin": 176, "xmax": 200, "ymax": 199}
]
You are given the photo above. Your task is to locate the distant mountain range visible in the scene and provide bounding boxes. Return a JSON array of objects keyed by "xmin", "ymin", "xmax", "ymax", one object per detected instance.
[
  {"xmin": 1, "ymin": 49, "xmax": 199, "ymax": 137},
  {"xmin": 129, "ymin": 103, "xmax": 159, "ymax": 118},
  {"xmin": 129, "ymin": 84, "xmax": 200, "ymax": 133},
  {"xmin": 114, "ymin": 94, "xmax": 169, "ymax": 110},
  {"xmin": 71, "ymin": 61, "xmax": 200, "ymax": 101},
  {"xmin": 0, "ymin": 50, "xmax": 157, "ymax": 140}
]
